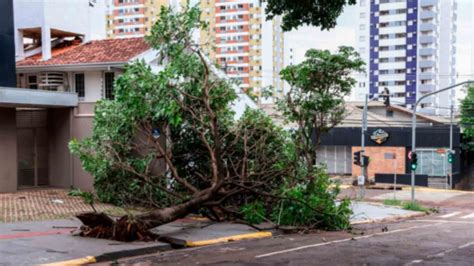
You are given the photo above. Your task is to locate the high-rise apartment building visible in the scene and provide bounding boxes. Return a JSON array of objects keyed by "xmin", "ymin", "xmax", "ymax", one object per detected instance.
[
  {"xmin": 106, "ymin": 0, "xmax": 184, "ymax": 39},
  {"xmin": 355, "ymin": 0, "xmax": 457, "ymax": 114},
  {"xmin": 200, "ymin": 0, "xmax": 284, "ymax": 99}
]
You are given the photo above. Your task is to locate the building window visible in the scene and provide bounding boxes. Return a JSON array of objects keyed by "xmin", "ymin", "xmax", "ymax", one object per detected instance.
[
  {"xmin": 416, "ymin": 149, "xmax": 450, "ymax": 177},
  {"xmin": 74, "ymin": 73, "xmax": 85, "ymax": 98},
  {"xmin": 316, "ymin": 146, "xmax": 352, "ymax": 174},
  {"xmin": 104, "ymin": 72, "xmax": 115, "ymax": 100},
  {"xmin": 27, "ymin": 75, "xmax": 38, "ymax": 89}
]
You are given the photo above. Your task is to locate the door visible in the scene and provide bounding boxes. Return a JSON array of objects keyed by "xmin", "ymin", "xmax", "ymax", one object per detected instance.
[{"xmin": 17, "ymin": 110, "xmax": 49, "ymax": 188}]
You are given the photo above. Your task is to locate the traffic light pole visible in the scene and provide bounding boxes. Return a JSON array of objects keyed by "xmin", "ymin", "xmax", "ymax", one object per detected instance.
[{"xmin": 411, "ymin": 81, "xmax": 474, "ymax": 202}]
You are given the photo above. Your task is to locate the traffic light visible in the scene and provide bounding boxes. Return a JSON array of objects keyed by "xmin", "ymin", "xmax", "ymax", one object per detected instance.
[
  {"xmin": 448, "ymin": 151, "xmax": 454, "ymax": 164},
  {"xmin": 362, "ymin": 155, "xmax": 370, "ymax": 167},
  {"xmin": 382, "ymin": 87, "xmax": 390, "ymax": 106},
  {"xmin": 353, "ymin": 151, "xmax": 361, "ymax": 166},
  {"xmin": 410, "ymin": 152, "xmax": 418, "ymax": 171}
]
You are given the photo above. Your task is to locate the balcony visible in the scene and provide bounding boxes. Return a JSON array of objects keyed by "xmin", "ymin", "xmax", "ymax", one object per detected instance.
[
  {"xmin": 419, "ymin": 48, "xmax": 436, "ymax": 56},
  {"xmin": 420, "ymin": 35, "xmax": 436, "ymax": 44},
  {"xmin": 419, "ymin": 84, "xmax": 436, "ymax": 93},
  {"xmin": 419, "ymin": 72, "xmax": 436, "ymax": 80},
  {"xmin": 420, "ymin": 0, "xmax": 438, "ymax": 7},
  {"xmin": 420, "ymin": 11, "xmax": 436, "ymax": 19},
  {"xmin": 419, "ymin": 60, "xmax": 436, "ymax": 68},
  {"xmin": 419, "ymin": 23, "xmax": 436, "ymax": 31},
  {"xmin": 0, "ymin": 87, "xmax": 78, "ymax": 108}
]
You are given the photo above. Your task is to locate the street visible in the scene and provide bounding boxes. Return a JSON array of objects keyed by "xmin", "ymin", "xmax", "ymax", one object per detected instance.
[{"xmin": 108, "ymin": 196, "xmax": 474, "ymax": 265}]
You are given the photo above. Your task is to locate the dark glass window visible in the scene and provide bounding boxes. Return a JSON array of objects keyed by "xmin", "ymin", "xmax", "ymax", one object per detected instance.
[
  {"xmin": 104, "ymin": 72, "xmax": 115, "ymax": 100},
  {"xmin": 27, "ymin": 75, "xmax": 38, "ymax": 89},
  {"xmin": 75, "ymin": 73, "xmax": 85, "ymax": 98}
]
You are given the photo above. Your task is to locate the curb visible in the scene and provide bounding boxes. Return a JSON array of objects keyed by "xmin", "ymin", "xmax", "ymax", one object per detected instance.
[
  {"xmin": 186, "ymin": 231, "xmax": 273, "ymax": 247},
  {"xmin": 351, "ymin": 211, "xmax": 426, "ymax": 225},
  {"xmin": 41, "ymin": 232, "xmax": 273, "ymax": 265},
  {"xmin": 41, "ymin": 256, "xmax": 96, "ymax": 266},
  {"xmin": 401, "ymin": 186, "xmax": 474, "ymax": 194},
  {"xmin": 41, "ymin": 243, "xmax": 173, "ymax": 265}
]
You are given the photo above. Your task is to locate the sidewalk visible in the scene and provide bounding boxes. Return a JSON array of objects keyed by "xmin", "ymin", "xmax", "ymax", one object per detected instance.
[
  {"xmin": 0, "ymin": 217, "xmax": 270, "ymax": 265},
  {"xmin": 0, "ymin": 189, "xmax": 117, "ymax": 222},
  {"xmin": 350, "ymin": 201, "xmax": 422, "ymax": 224},
  {"xmin": 341, "ymin": 186, "xmax": 474, "ymax": 208},
  {"xmin": 0, "ymin": 202, "xmax": 423, "ymax": 265}
]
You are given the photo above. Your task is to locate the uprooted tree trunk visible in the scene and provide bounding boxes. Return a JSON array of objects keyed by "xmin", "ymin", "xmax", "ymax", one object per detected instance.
[{"xmin": 77, "ymin": 186, "xmax": 221, "ymax": 241}]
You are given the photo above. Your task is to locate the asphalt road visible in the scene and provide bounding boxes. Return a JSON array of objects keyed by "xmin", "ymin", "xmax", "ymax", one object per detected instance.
[{"xmin": 108, "ymin": 207, "xmax": 474, "ymax": 266}]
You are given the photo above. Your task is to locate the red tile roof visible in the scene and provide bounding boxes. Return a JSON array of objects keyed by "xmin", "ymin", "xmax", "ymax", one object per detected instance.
[{"xmin": 17, "ymin": 37, "xmax": 151, "ymax": 67}]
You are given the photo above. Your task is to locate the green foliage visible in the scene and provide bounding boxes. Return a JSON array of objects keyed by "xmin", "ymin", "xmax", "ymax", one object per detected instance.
[
  {"xmin": 241, "ymin": 201, "xmax": 266, "ymax": 224},
  {"xmin": 264, "ymin": 0, "xmax": 357, "ymax": 31},
  {"xmin": 402, "ymin": 201, "xmax": 429, "ymax": 212},
  {"xmin": 383, "ymin": 199, "xmax": 402, "ymax": 206},
  {"xmin": 272, "ymin": 167, "xmax": 352, "ymax": 230},
  {"xmin": 70, "ymin": 6, "xmax": 353, "ymax": 232},
  {"xmin": 461, "ymin": 85, "xmax": 474, "ymax": 151},
  {"xmin": 276, "ymin": 47, "xmax": 364, "ymax": 175}
]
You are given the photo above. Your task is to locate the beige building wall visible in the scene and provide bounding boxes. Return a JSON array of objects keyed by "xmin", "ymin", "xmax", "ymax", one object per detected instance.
[
  {"xmin": 71, "ymin": 103, "xmax": 96, "ymax": 190},
  {"xmin": 48, "ymin": 108, "xmax": 74, "ymax": 189},
  {"xmin": 107, "ymin": 0, "xmax": 187, "ymax": 39},
  {"xmin": 0, "ymin": 108, "xmax": 18, "ymax": 192},
  {"xmin": 200, "ymin": 0, "xmax": 284, "ymax": 100}
]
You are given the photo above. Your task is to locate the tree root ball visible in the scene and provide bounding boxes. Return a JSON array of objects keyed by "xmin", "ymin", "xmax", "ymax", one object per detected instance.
[{"xmin": 76, "ymin": 212, "xmax": 158, "ymax": 242}]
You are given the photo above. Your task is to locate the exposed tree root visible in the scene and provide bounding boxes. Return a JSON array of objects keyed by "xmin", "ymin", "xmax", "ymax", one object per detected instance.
[{"xmin": 76, "ymin": 212, "xmax": 159, "ymax": 242}]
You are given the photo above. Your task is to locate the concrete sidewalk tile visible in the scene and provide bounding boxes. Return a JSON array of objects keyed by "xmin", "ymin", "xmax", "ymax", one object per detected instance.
[
  {"xmin": 350, "ymin": 201, "xmax": 424, "ymax": 225},
  {"xmin": 0, "ymin": 218, "xmax": 171, "ymax": 265}
]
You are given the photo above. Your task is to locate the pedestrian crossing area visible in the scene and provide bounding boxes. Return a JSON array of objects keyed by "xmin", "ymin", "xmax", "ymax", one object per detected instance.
[{"xmin": 439, "ymin": 211, "xmax": 474, "ymax": 219}]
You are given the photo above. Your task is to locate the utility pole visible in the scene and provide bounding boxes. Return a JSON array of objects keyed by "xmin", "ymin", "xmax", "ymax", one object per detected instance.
[
  {"xmin": 411, "ymin": 81, "xmax": 474, "ymax": 202},
  {"xmin": 449, "ymin": 104, "xmax": 454, "ymax": 189},
  {"xmin": 361, "ymin": 94, "xmax": 368, "ymax": 178},
  {"xmin": 359, "ymin": 94, "xmax": 368, "ymax": 198}
]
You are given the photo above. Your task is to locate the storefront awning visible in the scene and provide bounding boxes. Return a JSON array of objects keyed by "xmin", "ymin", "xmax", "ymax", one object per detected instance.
[{"xmin": 0, "ymin": 87, "xmax": 78, "ymax": 108}]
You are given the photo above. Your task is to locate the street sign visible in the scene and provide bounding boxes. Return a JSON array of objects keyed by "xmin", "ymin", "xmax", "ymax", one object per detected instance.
[
  {"xmin": 436, "ymin": 148, "xmax": 446, "ymax": 154},
  {"xmin": 384, "ymin": 152, "xmax": 396, "ymax": 159},
  {"xmin": 357, "ymin": 175, "xmax": 365, "ymax": 186}
]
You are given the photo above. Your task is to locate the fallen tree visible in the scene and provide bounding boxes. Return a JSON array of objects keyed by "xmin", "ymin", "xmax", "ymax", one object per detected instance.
[{"xmin": 70, "ymin": 6, "xmax": 354, "ymax": 241}]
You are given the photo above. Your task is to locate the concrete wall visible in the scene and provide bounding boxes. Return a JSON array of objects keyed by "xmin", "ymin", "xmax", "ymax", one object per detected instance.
[
  {"xmin": 0, "ymin": 108, "xmax": 17, "ymax": 192},
  {"xmin": 71, "ymin": 102, "xmax": 95, "ymax": 190},
  {"xmin": 48, "ymin": 108, "xmax": 73, "ymax": 188},
  {"xmin": 13, "ymin": 0, "xmax": 106, "ymax": 40}
]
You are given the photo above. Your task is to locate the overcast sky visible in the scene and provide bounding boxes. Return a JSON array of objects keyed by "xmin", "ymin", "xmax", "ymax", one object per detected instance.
[
  {"xmin": 285, "ymin": 0, "xmax": 474, "ymax": 103},
  {"xmin": 192, "ymin": 0, "xmax": 473, "ymax": 103}
]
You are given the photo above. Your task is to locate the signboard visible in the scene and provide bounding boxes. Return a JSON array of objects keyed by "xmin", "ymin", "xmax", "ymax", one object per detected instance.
[
  {"xmin": 357, "ymin": 175, "xmax": 365, "ymax": 186},
  {"xmin": 436, "ymin": 149, "xmax": 446, "ymax": 154},
  {"xmin": 384, "ymin": 152, "xmax": 396, "ymax": 160},
  {"xmin": 370, "ymin": 128, "xmax": 389, "ymax": 145}
]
